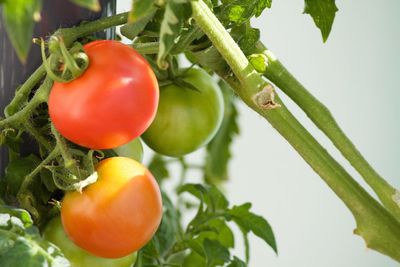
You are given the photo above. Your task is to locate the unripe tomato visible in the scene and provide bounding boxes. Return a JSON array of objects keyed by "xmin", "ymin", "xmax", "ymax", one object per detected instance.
[
  {"xmin": 113, "ymin": 138, "xmax": 144, "ymax": 162},
  {"xmin": 43, "ymin": 216, "xmax": 136, "ymax": 267},
  {"xmin": 142, "ymin": 68, "xmax": 224, "ymax": 157},
  {"xmin": 49, "ymin": 40, "xmax": 159, "ymax": 149},
  {"xmin": 61, "ymin": 157, "xmax": 162, "ymax": 258}
]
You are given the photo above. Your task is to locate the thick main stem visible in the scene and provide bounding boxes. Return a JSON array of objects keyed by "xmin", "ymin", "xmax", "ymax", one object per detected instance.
[
  {"xmin": 191, "ymin": 0, "xmax": 400, "ymax": 261},
  {"xmin": 255, "ymin": 43, "xmax": 400, "ymax": 220}
]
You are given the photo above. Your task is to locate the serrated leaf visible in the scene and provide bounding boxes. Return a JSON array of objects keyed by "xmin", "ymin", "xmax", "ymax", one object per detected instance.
[
  {"xmin": 204, "ymin": 81, "xmax": 239, "ymax": 184},
  {"xmin": 304, "ymin": 0, "xmax": 338, "ymax": 42},
  {"xmin": 121, "ymin": 10, "xmax": 156, "ymax": 40},
  {"xmin": 220, "ymin": 0, "xmax": 272, "ymax": 25},
  {"xmin": 157, "ymin": 0, "xmax": 191, "ymax": 69},
  {"xmin": 228, "ymin": 203, "xmax": 277, "ymax": 253},
  {"xmin": 230, "ymin": 23, "xmax": 260, "ymax": 55},
  {"xmin": 148, "ymin": 192, "xmax": 180, "ymax": 257},
  {"xmin": 203, "ymin": 239, "xmax": 230, "ymax": 267},
  {"xmin": 2, "ymin": 0, "xmax": 42, "ymax": 63},
  {"xmin": 129, "ymin": 0, "xmax": 157, "ymax": 23},
  {"xmin": 0, "ymin": 205, "xmax": 70, "ymax": 267},
  {"xmin": 195, "ymin": 219, "xmax": 235, "ymax": 248},
  {"xmin": 69, "ymin": 0, "xmax": 100, "ymax": 12},
  {"xmin": 178, "ymin": 184, "xmax": 229, "ymax": 212}
]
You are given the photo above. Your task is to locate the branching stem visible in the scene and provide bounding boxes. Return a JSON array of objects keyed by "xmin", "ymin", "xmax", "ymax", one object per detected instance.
[{"xmin": 191, "ymin": 0, "xmax": 400, "ymax": 261}]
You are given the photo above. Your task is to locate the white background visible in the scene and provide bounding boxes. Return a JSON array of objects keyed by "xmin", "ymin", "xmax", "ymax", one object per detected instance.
[{"xmin": 118, "ymin": 1, "xmax": 400, "ymax": 266}]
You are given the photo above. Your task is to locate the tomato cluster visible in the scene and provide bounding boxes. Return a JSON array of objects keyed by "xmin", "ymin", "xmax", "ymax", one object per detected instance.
[{"xmin": 44, "ymin": 40, "xmax": 224, "ymax": 262}]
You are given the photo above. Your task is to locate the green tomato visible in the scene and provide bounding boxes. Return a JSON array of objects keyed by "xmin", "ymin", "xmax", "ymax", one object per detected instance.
[
  {"xmin": 142, "ymin": 68, "xmax": 224, "ymax": 157},
  {"xmin": 43, "ymin": 216, "xmax": 136, "ymax": 267},
  {"xmin": 113, "ymin": 138, "xmax": 144, "ymax": 162}
]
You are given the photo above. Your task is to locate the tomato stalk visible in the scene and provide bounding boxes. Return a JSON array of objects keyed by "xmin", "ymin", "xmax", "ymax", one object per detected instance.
[
  {"xmin": 50, "ymin": 124, "xmax": 81, "ymax": 180},
  {"xmin": 0, "ymin": 77, "xmax": 52, "ymax": 129},
  {"xmin": 252, "ymin": 42, "xmax": 400, "ymax": 221},
  {"xmin": 190, "ymin": 0, "xmax": 400, "ymax": 261},
  {"xmin": 4, "ymin": 65, "xmax": 46, "ymax": 117},
  {"xmin": 17, "ymin": 147, "xmax": 60, "ymax": 220}
]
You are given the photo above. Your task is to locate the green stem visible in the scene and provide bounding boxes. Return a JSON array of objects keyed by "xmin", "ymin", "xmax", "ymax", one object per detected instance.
[
  {"xmin": 55, "ymin": 12, "xmax": 129, "ymax": 47},
  {"xmin": 171, "ymin": 26, "xmax": 203, "ymax": 54},
  {"xmin": 50, "ymin": 124, "xmax": 80, "ymax": 179},
  {"xmin": 191, "ymin": 0, "xmax": 400, "ymax": 261},
  {"xmin": 17, "ymin": 147, "xmax": 60, "ymax": 220},
  {"xmin": 4, "ymin": 65, "xmax": 46, "ymax": 117},
  {"xmin": 133, "ymin": 41, "xmax": 211, "ymax": 55},
  {"xmin": 132, "ymin": 42, "xmax": 160, "ymax": 54},
  {"xmin": 255, "ymin": 43, "xmax": 400, "ymax": 220},
  {"xmin": 0, "ymin": 77, "xmax": 52, "ymax": 129}
]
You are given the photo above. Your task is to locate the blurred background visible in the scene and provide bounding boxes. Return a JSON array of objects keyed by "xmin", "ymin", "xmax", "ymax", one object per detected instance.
[{"xmin": 117, "ymin": 1, "xmax": 400, "ymax": 266}]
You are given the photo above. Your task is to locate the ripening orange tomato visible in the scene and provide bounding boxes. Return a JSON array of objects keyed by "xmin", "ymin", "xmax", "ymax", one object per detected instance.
[{"xmin": 61, "ymin": 157, "xmax": 163, "ymax": 258}]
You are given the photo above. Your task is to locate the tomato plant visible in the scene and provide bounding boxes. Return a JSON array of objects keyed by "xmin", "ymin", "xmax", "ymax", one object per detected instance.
[
  {"xmin": 1, "ymin": 0, "xmax": 400, "ymax": 266},
  {"xmin": 142, "ymin": 68, "xmax": 224, "ymax": 157},
  {"xmin": 44, "ymin": 216, "xmax": 136, "ymax": 267},
  {"xmin": 48, "ymin": 40, "xmax": 159, "ymax": 150},
  {"xmin": 61, "ymin": 157, "xmax": 162, "ymax": 258}
]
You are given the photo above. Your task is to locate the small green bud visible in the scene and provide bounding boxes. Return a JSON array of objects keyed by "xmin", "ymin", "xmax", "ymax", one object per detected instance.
[{"xmin": 248, "ymin": 53, "xmax": 268, "ymax": 73}]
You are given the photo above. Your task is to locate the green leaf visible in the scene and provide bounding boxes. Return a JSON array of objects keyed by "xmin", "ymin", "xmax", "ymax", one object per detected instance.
[
  {"xmin": 69, "ymin": 0, "xmax": 100, "ymax": 12},
  {"xmin": 248, "ymin": 53, "xmax": 268, "ymax": 73},
  {"xmin": 195, "ymin": 219, "xmax": 235, "ymax": 249},
  {"xmin": 227, "ymin": 257, "xmax": 247, "ymax": 267},
  {"xmin": 148, "ymin": 192, "xmax": 180, "ymax": 257},
  {"xmin": 204, "ymin": 81, "xmax": 239, "ymax": 184},
  {"xmin": 203, "ymin": 239, "xmax": 230, "ymax": 267},
  {"xmin": 2, "ymin": 154, "xmax": 40, "ymax": 196},
  {"xmin": 148, "ymin": 154, "xmax": 169, "ymax": 182},
  {"xmin": 0, "ymin": 205, "xmax": 69, "ymax": 267},
  {"xmin": 157, "ymin": 0, "xmax": 191, "ymax": 69},
  {"xmin": 230, "ymin": 23, "xmax": 260, "ymax": 55},
  {"xmin": 183, "ymin": 252, "xmax": 206, "ymax": 267},
  {"xmin": 2, "ymin": 0, "xmax": 42, "ymax": 62},
  {"xmin": 220, "ymin": 0, "xmax": 272, "ymax": 24},
  {"xmin": 228, "ymin": 203, "xmax": 277, "ymax": 253},
  {"xmin": 129, "ymin": 0, "xmax": 157, "ymax": 23},
  {"xmin": 120, "ymin": 10, "xmax": 156, "ymax": 40},
  {"xmin": 178, "ymin": 184, "xmax": 229, "ymax": 212},
  {"xmin": 189, "ymin": 46, "xmax": 229, "ymax": 76},
  {"xmin": 304, "ymin": 0, "xmax": 338, "ymax": 42}
]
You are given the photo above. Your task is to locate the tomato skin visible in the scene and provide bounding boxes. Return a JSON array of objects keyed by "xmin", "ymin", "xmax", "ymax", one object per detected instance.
[
  {"xmin": 114, "ymin": 138, "xmax": 144, "ymax": 162},
  {"xmin": 49, "ymin": 40, "xmax": 159, "ymax": 150},
  {"xmin": 43, "ymin": 216, "xmax": 136, "ymax": 267},
  {"xmin": 61, "ymin": 157, "xmax": 163, "ymax": 258},
  {"xmin": 142, "ymin": 68, "xmax": 224, "ymax": 157}
]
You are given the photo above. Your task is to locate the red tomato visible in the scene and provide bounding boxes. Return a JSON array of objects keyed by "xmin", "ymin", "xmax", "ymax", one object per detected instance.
[
  {"xmin": 61, "ymin": 157, "xmax": 163, "ymax": 258},
  {"xmin": 48, "ymin": 40, "xmax": 159, "ymax": 149}
]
